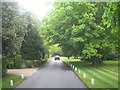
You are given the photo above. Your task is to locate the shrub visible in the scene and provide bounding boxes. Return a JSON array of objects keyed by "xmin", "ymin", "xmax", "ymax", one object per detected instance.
[
  {"xmin": 105, "ymin": 53, "xmax": 118, "ymax": 60},
  {"xmin": 15, "ymin": 54, "xmax": 23, "ymax": 69},
  {"xmin": 8, "ymin": 57, "xmax": 14, "ymax": 62},
  {"xmin": 33, "ymin": 60, "xmax": 42, "ymax": 67},
  {"xmin": 41, "ymin": 59, "xmax": 47, "ymax": 63},
  {"xmin": 7, "ymin": 62, "xmax": 15, "ymax": 69},
  {"xmin": 25, "ymin": 60, "xmax": 33, "ymax": 68},
  {"xmin": 2, "ymin": 56, "xmax": 8, "ymax": 77}
]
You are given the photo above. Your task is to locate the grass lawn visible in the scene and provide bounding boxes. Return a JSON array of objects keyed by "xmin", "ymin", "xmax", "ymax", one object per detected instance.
[
  {"xmin": 61, "ymin": 57, "xmax": 81, "ymax": 62},
  {"xmin": 2, "ymin": 74, "xmax": 26, "ymax": 88},
  {"xmin": 63, "ymin": 58, "xmax": 119, "ymax": 88}
]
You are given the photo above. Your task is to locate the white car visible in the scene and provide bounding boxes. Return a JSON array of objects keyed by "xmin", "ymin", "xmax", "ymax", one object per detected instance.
[{"xmin": 54, "ymin": 55, "xmax": 60, "ymax": 60}]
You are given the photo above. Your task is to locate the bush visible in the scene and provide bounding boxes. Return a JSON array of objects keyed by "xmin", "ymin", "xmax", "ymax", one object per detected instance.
[
  {"xmin": 25, "ymin": 59, "xmax": 47, "ymax": 68},
  {"xmin": 25, "ymin": 60, "xmax": 33, "ymax": 68},
  {"xmin": 7, "ymin": 62, "xmax": 15, "ymax": 69},
  {"xmin": 8, "ymin": 57, "xmax": 14, "ymax": 62},
  {"xmin": 15, "ymin": 54, "xmax": 23, "ymax": 69},
  {"xmin": 41, "ymin": 59, "xmax": 47, "ymax": 63},
  {"xmin": 2, "ymin": 56, "xmax": 8, "ymax": 77},
  {"xmin": 104, "ymin": 53, "xmax": 118, "ymax": 60},
  {"xmin": 32, "ymin": 60, "xmax": 42, "ymax": 67}
]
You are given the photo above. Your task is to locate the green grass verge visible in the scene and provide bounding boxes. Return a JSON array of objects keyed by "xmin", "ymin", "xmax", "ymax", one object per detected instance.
[
  {"xmin": 2, "ymin": 74, "xmax": 26, "ymax": 88},
  {"xmin": 63, "ymin": 57, "xmax": 118, "ymax": 88},
  {"xmin": 61, "ymin": 57, "xmax": 81, "ymax": 62}
]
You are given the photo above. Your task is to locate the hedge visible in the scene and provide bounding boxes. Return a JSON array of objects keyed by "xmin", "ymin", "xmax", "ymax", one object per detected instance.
[
  {"xmin": 15, "ymin": 54, "xmax": 23, "ymax": 69},
  {"xmin": 32, "ymin": 60, "xmax": 41, "ymax": 67},
  {"xmin": 25, "ymin": 60, "xmax": 33, "ymax": 68},
  {"xmin": 25, "ymin": 59, "xmax": 47, "ymax": 68},
  {"xmin": 2, "ymin": 56, "xmax": 7, "ymax": 77},
  {"xmin": 7, "ymin": 62, "xmax": 15, "ymax": 69},
  {"xmin": 41, "ymin": 59, "xmax": 47, "ymax": 63}
]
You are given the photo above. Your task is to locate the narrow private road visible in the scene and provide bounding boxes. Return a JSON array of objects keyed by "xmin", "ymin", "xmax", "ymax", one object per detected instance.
[{"xmin": 17, "ymin": 58, "xmax": 88, "ymax": 88}]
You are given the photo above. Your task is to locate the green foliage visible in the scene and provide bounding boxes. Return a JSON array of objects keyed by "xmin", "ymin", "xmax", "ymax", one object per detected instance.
[
  {"xmin": 15, "ymin": 54, "xmax": 23, "ymax": 69},
  {"xmin": 25, "ymin": 60, "xmax": 33, "ymax": 68},
  {"xmin": 25, "ymin": 59, "xmax": 47, "ymax": 68},
  {"xmin": 6, "ymin": 57, "xmax": 15, "ymax": 69},
  {"xmin": 20, "ymin": 12, "xmax": 47, "ymax": 60},
  {"xmin": 32, "ymin": 60, "xmax": 42, "ymax": 67},
  {"xmin": 49, "ymin": 44, "xmax": 63, "ymax": 56},
  {"xmin": 103, "ymin": 2, "xmax": 119, "ymax": 31},
  {"xmin": 41, "ymin": 59, "xmax": 47, "ymax": 63},
  {"xmin": 2, "ymin": 2, "xmax": 27, "ymax": 57},
  {"xmin": 2, "ymin": 56, "xmax": 8, "ymax": 77},
  {"xmin": 41, "ymin": 2, "xmax": 118, "ymax": 64},
  {"xmin": 7, "ymin": 62, "xmax": 14, "ymax": 69},
  {"xmin": 102, "ymin": 2, "xmax": 119, "ymax": 58},
  {"xmin": 2, "ymin": 2, "xmax": 48, "ymax": 73},
  {"xmin": 42, "ymin": 2, "xmax": 99, "ymax": 58}
]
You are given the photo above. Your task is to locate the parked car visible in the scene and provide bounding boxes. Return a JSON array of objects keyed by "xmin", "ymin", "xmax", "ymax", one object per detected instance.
[{"xmin": 54, "ymin": 55, "xmax": 60, "ymax": 60}]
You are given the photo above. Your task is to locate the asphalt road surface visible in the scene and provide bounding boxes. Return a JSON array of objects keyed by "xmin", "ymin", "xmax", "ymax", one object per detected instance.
[{"xmin": 16, "ymin": 58, "xmax": 88, "ymax": 88}]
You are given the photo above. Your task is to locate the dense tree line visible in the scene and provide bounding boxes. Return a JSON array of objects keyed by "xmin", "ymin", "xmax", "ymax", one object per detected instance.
[
  {"xmin": 2, "ymin": 2, "xmax": 47, "ymax": 77},
  {"xmin": 41, "ymin": 2, "xmax": 119, "ymax": 64},
  {"xmin": 20, "ymin": 12, "xmax": 47, "ymax": 60}
]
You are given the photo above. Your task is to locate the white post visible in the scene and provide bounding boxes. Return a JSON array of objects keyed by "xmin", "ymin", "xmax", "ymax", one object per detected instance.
[
  {"xmin": 83, "ymin": 73, "xmax": 86, "ymax": 79},
  {"xmin": 91, "ymin": 78, "xmax": 94, "ymax": 85},
  {"xmin": 73, "ymin": 65, "xmax": 74, "ymax": 69},
  {"xmin": 71, "ymin": 64, "xmax": 72, "ymax": 67},
  {"xmin": 75, "ymin": 67, "xmax": 77, "ymax": 71},
  {"xmin": 79, "ymin": 70, "xmax": 80, "ymax": 74},
  {"xmin": 21, "ymin": 74, "xmax": 24, "ymax": 79},
  {"xmin": 10, "ymin": 80, "xmax": 13, "ymax": 87}
]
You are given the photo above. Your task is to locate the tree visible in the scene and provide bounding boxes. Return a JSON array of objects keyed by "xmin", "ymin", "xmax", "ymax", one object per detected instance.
[
  {"xmin": 102, "ymin": 2, "xmax": 119, "ymax": 59},
  {"xmin": 2, "ymin": 2, "xmax": 27, "ymax": 57},
  {"xmin": 41, "ymin": 2, "xmax": 118, "ymax": 64},
  {"xmin": 20, "ymin": 12, "xmax": 46, "ymax": 60},
  {"xmin": 49, "ymin": 44, "xmax": 63, "ymax": 56},
  {"xmin": 2, "ymin": 2, "xmax": 28, "ymax": 76},
  {"xmin": 2, "ymin": 2, "xmax": 48, "ymax": 75}
]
